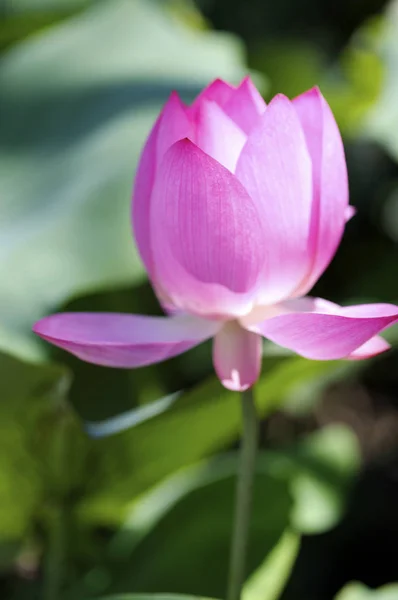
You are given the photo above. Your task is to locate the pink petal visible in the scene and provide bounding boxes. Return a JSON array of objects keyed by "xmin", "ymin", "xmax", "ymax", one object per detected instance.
[
  {"xmin": 132, "ymin": 117, "xmax": 160, "ymax": 276},
  {"xmin": 195, "ymin": 100, "xmax": 247, "ymax": 172},
  {"xmin": 213, "ymin": 321, "xmax": 262, "ymax": 391},
  {"xmin": 293, "ymin": 87, "xmax": 349, "ymax": 295},
  {"xmin": 223, "ymin": 76, "xmax": 266, "ymax": 134},
  {"xmin": 345, "ymin": 205, "xmax": 356, "ymax": 221},
  {"xmin": 132, "ymin": 92, "xmax": 193, "ymax": 278},
  {"xmin": 150, "ymin": 139, "xmax": 266, "ymax": 318},
  {"xmin": 349, "ymin": 336, "xmax": 391, "ymax": 359},
  {"xmin": 189, "ymin": 78, "xmax": 236, "ymax": 115},
  {"xmin": 235, "ymin": 94, "xmax": 313, "ymax": 304},
  {"xmin": 249, "ymin": 300, "xmax": 398, "ymax": 360},
  {"xmin": 156, "ymin": 91, "xmax": 194, "ymax": 165},
  {"xmin": 33, "ymin": 313, "xmax": 221, "ymax": 368}
]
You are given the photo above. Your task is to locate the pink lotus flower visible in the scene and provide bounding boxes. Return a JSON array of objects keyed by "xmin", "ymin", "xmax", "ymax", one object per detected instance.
[{"xmin": 33, "ymin": 78, "xmax": 398, "ymax": 391}]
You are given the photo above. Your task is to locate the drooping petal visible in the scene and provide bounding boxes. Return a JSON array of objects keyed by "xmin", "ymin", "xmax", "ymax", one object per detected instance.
[
  {"xmin": 248, "ymin": 300, "xmax": 398, "ymax": 360},
  {"xmin": 293, "ymin": 87, "xmax": 349, "ymax": 295},
  {"xmin": 235, "ymin": 94, "xmax": 313, "ymax": 304},
  {"xmin": 349, "ymin": 336, "xmax": 391, "ymax": 359},
  {"xmin": 150, "ymin": 139, "xmax": 266, "ymax": 318},
  {"xmin": 264, "ymin": 297, "xmax": 392, "ymax": 359},
  {"xmin": 33, "ymin": 312, "xmax": 221, "ymax": 367},
  {"xmin": 195, "ymin": 100, "xmax": 247, "ymax": 172},
  {"xmin": 189, "ymin": 78, "xmax": 236, "ymax": 115},
  {"xmin": 223, "ymin": 76, "xmax": 266, "ymax": 134},
  {"xmin": 132, "ymin": 91, "xmax": 193, "ymax": 278},
  {"xmin": 213, "ymin": 321, "xmax": 262, "ymax": 391}
]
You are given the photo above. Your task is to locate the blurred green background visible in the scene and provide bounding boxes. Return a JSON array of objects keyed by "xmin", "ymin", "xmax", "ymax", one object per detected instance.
[{"xmin": 1, "ymin": 0, "xmax": 398, "ymax": 599}]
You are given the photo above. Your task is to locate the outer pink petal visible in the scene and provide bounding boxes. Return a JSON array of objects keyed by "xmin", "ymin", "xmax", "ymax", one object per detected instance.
[
  {"xmin": 150, "ymin": 139, "xmax": 266, "ymax": 318},
  {"xmin": 349, "ymin": 336, "xmax": 391, "ymax": 359},
  {"xmin": 189, "ymin": 78, "xmax": 236, "ymax": 115},
  {"xmin": 33, "ymin": 313, "xmax": 221, "ymax": 368},
  {"xmin": 293, "ymin": 87, "xmax": 350, "ymax": 295},
  {"xmin": 235, "ymin": 94, "xmax": 313, "ymax": 304},
  {"xmin": 132, "ymin": 92, "xmax": 193, "ymax": 278},
  {"xmin": 223, "ymin": 76, "xmax": 266, "ymax": 134},
  {"xmin": 156, "ymin": 92, "xmax": 194, "ymax": 165},
  {"xmin": 271, "ymin": 297, "xmax": 392, "ymax": 359},
  {"xmin": 249, "ymin": 300, "xmax": 398, "ymax": 360},
  {"xmin": 213, "ymin": 321, "xmax": 262, "ymax": 391},
  {"xmin": 195, "ymin": 100, "xmax": 247, "ymax": 172},
  {"xmin": 132, "ymin": 117, "xmax": 160, "ymax": 275}
]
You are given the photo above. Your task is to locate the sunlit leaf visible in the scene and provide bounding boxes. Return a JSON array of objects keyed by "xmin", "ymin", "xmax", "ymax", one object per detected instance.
[
  {"xmin": 288, "ymin": 424, "xmax": 360, "ymax": 533},
  {"xmin": 243, "ymin": 529, "xmax": 300, "ymax": 600},
  {"xmin": 365, "ymin": 1, "xmax": 398, "ymax": 159},
  {"xmin": 335, "ymin": 582, "xmax": 398, "ymax": 600},
  {"xmin": 84, "ymin": 392, "xmax": 181, "ymax": 438}
]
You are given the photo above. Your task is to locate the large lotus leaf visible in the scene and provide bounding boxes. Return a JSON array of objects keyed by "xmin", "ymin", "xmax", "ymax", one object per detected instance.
[
  {"xmin": 76, "ymin": 356, "xmax": 350, "ymax": 524},
  {"xmin": 75, "ymin": 423, "xmax": 357, "ymax": 599},
  {"xmin": 72, "ymin": 457, "xmax": 293, "ymax": 599},
  {"xmin": 0, "ymin": 0, "xmax": 246, "ymax": 360}
]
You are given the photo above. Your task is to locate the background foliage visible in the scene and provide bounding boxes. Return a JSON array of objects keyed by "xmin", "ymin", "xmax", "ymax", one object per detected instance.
[{"xmin": 0, "ymin": 0, "xmax": 398, "ymax": 599}]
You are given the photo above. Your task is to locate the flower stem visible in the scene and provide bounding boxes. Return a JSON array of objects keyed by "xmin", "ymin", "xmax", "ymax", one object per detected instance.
[
  {"xmin": 43, "ymin": 505, "xmax": 65, "ymax": 600},
  {"xmin": 227, "ymin": 387, "xmax": 259, "ymax": 600}
]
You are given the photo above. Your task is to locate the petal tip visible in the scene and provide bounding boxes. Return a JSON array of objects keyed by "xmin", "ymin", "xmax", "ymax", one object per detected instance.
[
  {"xmin": 349, "ymin": 335, "xmax": 392, "ymax": 360},
  {"xmin": 271, "ymin": 92, "xmax": 290, "ymax": 103},
  {"xmin": 294, "ymin": 85, "xmax": 323, "ymax": 105},
  {"xmin": 32, "ymin": 315, "xmax": 52, "ymax": 337},
  {"xmin": 212, "ymin": 77, "xmax": 233, "ymax": 87},
  {"xmin": 239, "ymin": 74, "xmax": 255, "ymax": 88},
  {"xmin": 345, "ymin": 205, "xmax": 357, "ymax": 221},
  {"xmin": 168, "ymin": 89, "xmax": 183, "ymax": 103}
]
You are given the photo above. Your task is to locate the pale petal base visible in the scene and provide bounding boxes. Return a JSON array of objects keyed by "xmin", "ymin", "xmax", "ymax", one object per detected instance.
[{"xmin": 213, "ymin": 321, "xmax": 262, "ymax": 391}]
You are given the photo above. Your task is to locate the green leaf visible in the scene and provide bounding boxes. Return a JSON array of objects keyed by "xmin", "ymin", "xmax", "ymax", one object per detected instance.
[
  {"xmin": 96, "ymin": 595, "xmax": 214, "ymax": 600},
  {"xmin": 365, "ymin": 3, "xmax": 398, "ymax": 159},
  {"xmin": 80, "ymin": 457, "xmax": 292, "ymax": 599},
  {"xmin": 243, "ymin": 529, "xmax": 300, "ymax": 600},
  {"xmin": 77, "ymin": 356, "xmax": 350, "ymax": 524},
  {"xmin": 90, "ymin": 419, "xmax": 358, "ymax": 599},
  {"xmin": 106, "ymin": 429, "xmax": 357, "ymax": 598},
  {"xmin": 5, "ymin": 0, "xmax": 92, "ymax": 11},
  {"xmin": 335, "ymin": 582, "xmax": 398, "ymax": 600},
  {"xmin": 0, "ymin": 351, "xmax": 74, "ymax": 565},
  {"xmin": 74, "ymin": 426, "xmax": 357, "ymax": 598},
  {"xmin": 288, "ymin": 424, "xmax": 360, "ymax": 533},
  {"xmin": 0, "ymin": 0, "xmax": 246, "ymax": 360},
  {"xmin": 324, "ymin": 16, "xmax": 384, "ymax": 135}
]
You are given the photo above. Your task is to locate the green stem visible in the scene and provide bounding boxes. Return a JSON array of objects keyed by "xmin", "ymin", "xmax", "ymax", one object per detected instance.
[
  {"xmin": 43, "ymin": 411, "xmax": 69, "ymax": 600},
  {"xmin": 227, "ymin": 388, "xmax": 259, "ymax": 600},
  {"xmin": 43, "ymin": 505, "xmax": 65, "ymax": 600}
]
